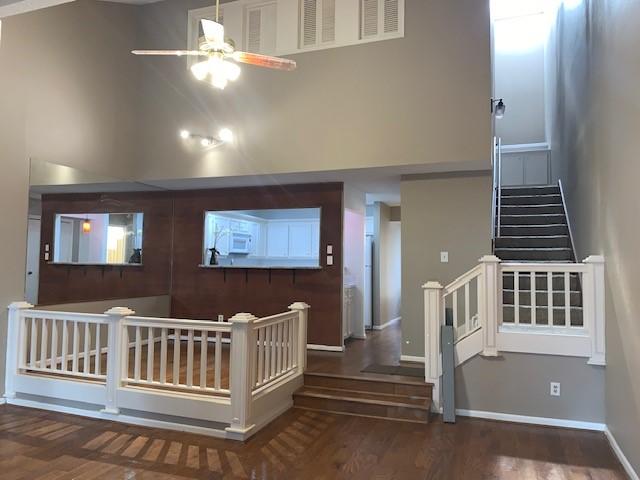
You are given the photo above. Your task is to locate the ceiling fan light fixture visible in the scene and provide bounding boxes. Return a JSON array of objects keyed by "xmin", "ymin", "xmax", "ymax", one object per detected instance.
[
  {"xmin": 223, "ymin": 60, "xmax": 241, "ymax": 82},
  {"xmin": 190, "ymin": 60, "xmax": 209, "ymax": 81},
  {"xmin": 218, "ymin": 128, "xmax": 234, "ymax": 143},
  {"xmin": 211, "ymin": 74, "xmax": 228, "ymax": 90},
  {"xmin": 179, "ymin": 130, "xmax": 191, "ymax": 139}
]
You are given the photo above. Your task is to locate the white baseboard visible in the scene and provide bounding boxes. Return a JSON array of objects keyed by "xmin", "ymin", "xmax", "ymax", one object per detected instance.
[
  {"xmin": 307, "ymin": 344, "xmax": 344, "ymax": 352},
  {"xmin": 605, "ymin": 427, "xmax": 639, "ymax": 480},
  {"xmin": 0, "ymin": 398, "xmax": 6, "ymax": 406},
  {"xmin": 372, "ymin": 317, "xmax": 401, "ymax": 331},
  {"xmin": 400, "ymin": 355, "xmax": 425, "ymax": 363},
  {"xmin": 6, "ymin": 397, "xmax": 230, "ymax": 439},
  {"xmin": 456, "ymin": 408, "xmax": 606, "ymax": 432}
]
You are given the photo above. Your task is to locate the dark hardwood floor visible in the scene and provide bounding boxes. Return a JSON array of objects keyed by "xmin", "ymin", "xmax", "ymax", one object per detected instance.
[{"xmin": 0, "ymin": 323, "xmax": 626, "ymax": 479}]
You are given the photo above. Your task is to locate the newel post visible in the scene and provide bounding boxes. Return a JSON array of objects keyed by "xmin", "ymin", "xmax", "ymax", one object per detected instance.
[
  {"xmin": 102, "ymin": 307, "xmax": 135, "ymax": 415},
  {"xmin": 479, "ymin": 255, "xmax": 501, "ymax": 357},
  {"xmin": 423, "ymin": 282, "xmax": 443, "ymax": 411},
  {"xmin": 5, "ymin": 302, "xmax": 33, "ymax": 400},
  {"xmin": 226, "ymin": 312, "xmax": 258, "ymax": 439},
  {"xmin": 289, "ymin": 302, "xmax": 310, "ymax": 374},
  {"xmin": 584, "ymin": 255, "xmax": 606, "ymax": 365}
]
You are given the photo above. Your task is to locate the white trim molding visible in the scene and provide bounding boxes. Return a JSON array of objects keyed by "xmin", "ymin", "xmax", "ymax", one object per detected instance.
[
  {"xmin": 372, "ymin": 317, "xmax": 401, "ymax": 331},
  {"xmin": 605, "ymin": 428, "xmax": 640, "ymax": 480},
  {"xmin": 456, "ymin": 409, "xmax": 606, "ymax": 432},
  {"xmin": 0, "ymin": 398, "xmax": 6, "ymax": 406},
  {"xmin": 0, "ymin": 0, "xmax": 74, "ymax": 18},
  {"xmin": 400, "ymin": 355, "xmax": 425, "ymax": 363},
  {"xmin": 307, "ymin": 344, "xmax": 344, "ymax": 352}
]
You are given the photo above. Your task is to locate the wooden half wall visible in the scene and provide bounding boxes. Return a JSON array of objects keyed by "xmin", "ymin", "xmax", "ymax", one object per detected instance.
[{"xmin": 37, "ymin": 183, "xmax": 344, "ymax": 347}]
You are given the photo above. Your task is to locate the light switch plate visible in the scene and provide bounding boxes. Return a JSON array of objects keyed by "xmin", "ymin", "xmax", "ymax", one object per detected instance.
[
  {"xmin": 550, "ymin": 382, "xmax": 561, "ymax": 397},
  {"xmin": 45, "ymin": 244, "xmax": 50, "ymax": 253},
  {"xmin": 440, "ymin": 251, "xmax": 449, "ymax": 263},
  {"xmin": 217, "ymin": 315, "xmax": 224, "ymax": 322},
  {"xmin": 327, "ymin": 245, "xmax": 333, "ymax": 254},
  {"xmin": 327, "ymin": 255, "xmax": 334, "ymax": 266},
  {"xmin": 44, "ymin": 252, "xmax": 50, "ymax": 261}
]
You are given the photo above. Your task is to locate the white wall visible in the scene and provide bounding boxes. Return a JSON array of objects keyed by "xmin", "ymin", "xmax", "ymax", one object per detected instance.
[
  {"xmin": 343, "ymin": 185, "xmax": 366, "ymax": 339},
  {"xmin": 372, "ymin": 202, "xmax": 401, "ymax": 329}
]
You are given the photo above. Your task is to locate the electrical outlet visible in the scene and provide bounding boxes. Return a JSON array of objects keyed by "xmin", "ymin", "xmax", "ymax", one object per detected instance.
[
  {"xmin": 440, "ymin": 251, "xmax": 449, "ymax": 263},
  {"xmin": 327, "ymin": 245, "xmax": 333, "ymax": 255},
  {"xmin": 327, "ymin": 255, "xmax": 334, "ymax": 266},
  {"xmin": 217, "ymin": 315, "xmax": 224, "ymax": 322},
  {"xmin": 550, "ymin": 382, "xmax": 561, "ymax": 397}
]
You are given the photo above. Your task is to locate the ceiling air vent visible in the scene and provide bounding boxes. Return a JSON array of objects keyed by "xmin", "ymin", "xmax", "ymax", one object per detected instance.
[
  {"xmin": 361, "ymin": 0, "xmax": 379, "ymax": 38},
  {"xmin": 247, "ymin": 8, "xmax": 262, "ymax": 52},
  {"xmin": 384, "ymin": 0, "xmax": 399, "ymax": 34},
  {"xmin": 301, "ymin": 0, "xmax": 318, "ymax": 47},
  {"xmin": 321, "ymin": 0, "xmax": 336, "ymax": 43}
]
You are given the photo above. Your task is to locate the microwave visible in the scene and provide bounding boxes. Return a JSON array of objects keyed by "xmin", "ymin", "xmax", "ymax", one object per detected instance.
[{"xmin": 229, "ymin": 232, "xmax": 252, "ymax": 254}]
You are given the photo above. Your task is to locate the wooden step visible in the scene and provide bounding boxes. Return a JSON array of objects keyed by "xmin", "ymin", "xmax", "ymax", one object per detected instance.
[
  {"xmin": 303, "ymin": 372, "xmax": 432, "ymax": 398},
  {"xmin": 293, "ymin": 386, "xmax": 431, "ymax": 423}
]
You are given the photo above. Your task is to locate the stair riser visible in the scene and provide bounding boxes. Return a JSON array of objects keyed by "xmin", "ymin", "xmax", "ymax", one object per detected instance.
[
  {"xmin": 503, "ymin": 291, "xmax": 582, "ymax": 307},
  {"xmin": 501, "ymin": 205, "xmax": 565, "ymax": 215},
  {"xmin": 503, "ymin": 274, "xmax": 581, "ymax": 291},
  {"xmin": 303, "ymin": 375, "xmax": 432, "ymax": 398},
  {"xmin": 500, "ymin": 215, "xmax": 567, "ymax": 226},
  {"xmin": 495, "ymin": 237, "xmax": 570, "ymax": 249},
  {"xmin": 293, "ymin": 395, "xmax": 430, "ymax": 423},
  {"xmin": 499, "ymin": 225, "xmax": 569, "ymax": 236},
  {"xmin": 502, "ymin": 187, "xmax": 561, "ymax": 196},
  {"xmin": 502, "ymin": 306, "xmax": 584, "ymax": 327},
  {"xmin": 501, "ymin": 195, "xmax": 562, "ymax": 206},
  {"xmin": 496, "ymin": 249, "xmax": 573, "ymax": 261}
]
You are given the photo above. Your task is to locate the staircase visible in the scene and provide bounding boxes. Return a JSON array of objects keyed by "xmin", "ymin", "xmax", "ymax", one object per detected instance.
[
  {"xmin": 293, "ymin": 372, "xmax": 432, "ymax": 423},
  {"xmin": 495, "ymin": 185, "xmax": 575, "ymax": 262}
]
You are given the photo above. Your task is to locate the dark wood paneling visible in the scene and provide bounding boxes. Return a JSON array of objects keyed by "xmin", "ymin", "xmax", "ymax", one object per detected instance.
[
  {"xmin": 38, "ymin": 192, "xmax": 173, "ymax": 306},
  {"xmin": 170, "ymin": 183, "xmax": 344, "ymax": 347},
  {"xmin": 39, "ymin": 183, "xmax": 344, "ymax": 347}
]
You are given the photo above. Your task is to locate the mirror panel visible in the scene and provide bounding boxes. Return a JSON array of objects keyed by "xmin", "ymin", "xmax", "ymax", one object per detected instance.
[
  {"xmin": 53, "ymin": 212, "xmax": 144, "ymax": 265},
  {"xmin": 203, "ymin": 208, "xmax": 321, "ymax": 269}
]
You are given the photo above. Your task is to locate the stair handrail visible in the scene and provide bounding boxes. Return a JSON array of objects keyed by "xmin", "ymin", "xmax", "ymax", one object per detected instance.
[
  {"xmin": 491, "ymin": 137, "xmax": 503, "ymax": 246},
  {"xmin": 558, "ymin": 179, "xmax": 578, "ymax": 262}
]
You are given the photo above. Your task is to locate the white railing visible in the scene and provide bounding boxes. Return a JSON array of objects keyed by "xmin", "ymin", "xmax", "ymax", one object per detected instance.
[
  {"xmin": 4, "ymin": 301, "xmax": 309, "ymax": 441},
  {"xmin": 423, "ymin": 255, "xmax": 605, "ymax": 409},
  {"xmin": 491, "ymin": 136, "xmax": 503, "ymax": 241}
]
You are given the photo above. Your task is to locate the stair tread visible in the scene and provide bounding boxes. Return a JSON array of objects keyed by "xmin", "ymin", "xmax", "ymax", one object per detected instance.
[
  {"xmin": 304, "ymin": 371, "xmax": 433, "ymax": 387},
  {"xmin": 294, "ymin": 386, "xmax": 431, "ymax": 409}
]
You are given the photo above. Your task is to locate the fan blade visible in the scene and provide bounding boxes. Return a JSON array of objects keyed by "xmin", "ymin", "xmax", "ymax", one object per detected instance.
[
  {"xmin": 232, "ymin": 52, "xmax": 297, "ymax": 71},
  {"xmin": 201, "ymin": 19, "xmax": 225, "ymax": 46},
  {"xmin": 132, "ymin": 50, "xmax": 207, "ymax": 57}
]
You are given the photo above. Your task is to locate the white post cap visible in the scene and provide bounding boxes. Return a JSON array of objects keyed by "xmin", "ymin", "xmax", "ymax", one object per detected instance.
[
  {"xmin": 289, "ymin": 302, "xmax": 310, "ymax": 310},
  {"xmin": 583, "ymin": 255, "xmax": 605, "ymax": 264},
  {"xmin": 422, "ymin": 281, "xmax": 443, "ymax": 290},
  {"xmin": 229, "ymin": 312, "xmax": 258, "ymax": 324},
  {"xmin": 8, "ymin": 301, "xmax": 34, "ymax": 310},
  {"xmin": 104, "ymin": 307, "xmax": 136, "ymax": 316},
  {"xmin": 479, "ymin": 255, "xmax": 501, "ymax": 263}
]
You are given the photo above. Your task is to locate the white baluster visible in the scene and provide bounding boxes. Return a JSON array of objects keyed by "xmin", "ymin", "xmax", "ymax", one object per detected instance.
[
  {"xmin": 464, "ymin": 283, "xmax": 470, "ymax": 335},
  {"xmin": 264, "ymin": 326, "xmax": 272, "ymax": 380},
  {"xmin": 94, "ymin": 323, "xmax": 100, "ymax": 376},
  {"xmin": 186, "ymin": 329, "xmax": 194, "ymax": 388},
  {"xmin": 72, "ymin": 321, "xmax": 79, "ymax": 373},
  {"xmin": 200, "ymin": 330, "xmax": 208, "ymax": 389},
  {"xmin": 102, "ymin": 307, "xmax": 135, "ymax": 415},
  {"xmin": 147, "ymin": 327, "xmax": 155, "ymax": 382},
  {"xmin": 51, "ymin": 319, "xmax": 59, "ymax": 372},
  {"xmin": 30, "ymin": 318, "xmax": 37, "ymax": 369},
  {"xmin": 283, "ymin": 320, "xmax": 289, "ymax": 372},
  {"xmin": 5, "ymin": 302, "xmax": 33, "ymax": 399},
  {"xmin": 61, "ymin": 320, "xmax": 69, "ymax": 372},
  {"xmin": 134, "ymin": 326, "xmax": 142, "ymax": 381},
  {"xmin": 160, "ymin": 328, "xmax": 168, "ymax": 383},
  {"xmin": 173, "ymin": 328, "xmax": 181, "ymax": 385},
  {"xmin": 564, "ymin": 272, "xmax": 571, "ymax": 327},
  {"xmin": 40, "ymin": 318, "xmax": 49, "ymax": 369},
  {"xmin": 276, "ymin": 323, "xmax": 283, "ymax": 375},
  {"xmin": 83, "ymin": 322, "xmax": 90, "ymax": 373},
  {"xmin": 547, "ymin": 272, "xmax": 553, "ymax": 326},
  {"xmin": 214, "ymin": 331, "xmax": 222, "ymax": 390},
  {"xmin": 257, "ymin": 327, "xmax": 265, "ymax": 387},
  {"xmin": 514, "ymin": 271, "xmax": 520, "ymax": 325},
  {"xmin": 530, "ymin": 272, "xmax": 537, "ymax": 326}
]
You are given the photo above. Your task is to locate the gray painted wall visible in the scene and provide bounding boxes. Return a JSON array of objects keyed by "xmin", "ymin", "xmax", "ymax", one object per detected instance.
[
  {"xmin": 401, "ymin": 172, "xmax": 492, "ymax": 357},
  {"xmin": 134, "ymin": 0, "xmax": 492, "ymax": 181},
  {"xmin": 552, "ymin": 0, "xmax": 640, "ymax": 471},
  {"xmin": 372, "ymin": 202, "xmax": 401, "ymax": 328},
  {"xmin": 457, "ymin": 353, "xmax": 604, "ymax": 423}
]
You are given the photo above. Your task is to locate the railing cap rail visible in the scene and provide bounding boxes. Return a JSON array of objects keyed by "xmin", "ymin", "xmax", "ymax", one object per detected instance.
[
  {"xmin": 584, "ymin": 255, "xmax": 604, "ymax": 264},
  {"xmin": 479, "ymin": 255, "xmax": 501, "ymax": 263}
]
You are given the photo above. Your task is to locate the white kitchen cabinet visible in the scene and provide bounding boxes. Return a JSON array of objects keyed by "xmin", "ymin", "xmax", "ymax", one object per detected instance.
[
  {"xmin": 288, "ymin": 222, "xmax": 313, "ymax": 257},
  {"xmin": 266, "ymin": 222, "xmax": 289, "ymax": 257}
]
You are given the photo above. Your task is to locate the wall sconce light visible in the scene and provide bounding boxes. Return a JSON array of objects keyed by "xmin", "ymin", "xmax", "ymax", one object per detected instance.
[
  {"xmin": 491, "ymin": 98, "xmax": 506, "ymax": 119},
  {"xmin": 82, "ymin": 218, "xmax": 91, "ymax": 234},
  {"xmin": 179, "ymin": 128, "xmax": 234, "ymax": 148}
]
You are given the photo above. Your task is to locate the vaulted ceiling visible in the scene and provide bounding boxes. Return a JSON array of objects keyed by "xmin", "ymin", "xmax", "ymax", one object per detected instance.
[{"xmin": 0, "ymin": 0, "xmax": 162, "ymax": 18}]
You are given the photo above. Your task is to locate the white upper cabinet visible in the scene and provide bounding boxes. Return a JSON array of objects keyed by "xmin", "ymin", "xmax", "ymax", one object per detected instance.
[
  {"xmin": 266, "ymin": 222, "xmax": 290, "ymax": 257},
  {"xmin": 288, "ymin": 222, "xmax": 314, "ymax": 257},
  {"xmin": 188, "ymin": 0, "xmax": 404, "ymax": 57}
]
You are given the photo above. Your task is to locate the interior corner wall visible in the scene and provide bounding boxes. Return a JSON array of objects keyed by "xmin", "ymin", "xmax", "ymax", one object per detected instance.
[
  {"xmin": 552, "ymin": 0, "xmax": 640, "ymax": 472},
  {"xmin": 400, "ymin": 173, "xmax": 492, "ymax": 357},
  {"xmin": 0, "ymin": 18, "xmax": 30, "ymax": 397},
  {"xmin": 372, "ymin": 202, "xmax": 401, "ymax": 329},
  {"xmin": 343, "ymin": 184, "xmax": 366, "ymax": 339}
]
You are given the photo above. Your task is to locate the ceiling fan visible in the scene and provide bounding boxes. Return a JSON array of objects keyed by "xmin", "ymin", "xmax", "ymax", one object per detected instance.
[{"xmin": 132, "ymin": 0, "xmax": 296, "ymax": 90}]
